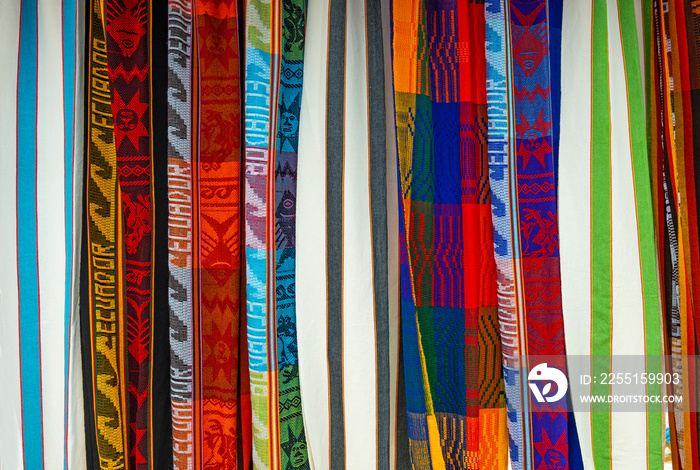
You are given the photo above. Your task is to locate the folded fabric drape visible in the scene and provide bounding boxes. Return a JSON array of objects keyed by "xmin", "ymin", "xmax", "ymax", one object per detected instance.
[{"xmin": 391, "ymin": 0, "xmax": 509, "ymax": 468}]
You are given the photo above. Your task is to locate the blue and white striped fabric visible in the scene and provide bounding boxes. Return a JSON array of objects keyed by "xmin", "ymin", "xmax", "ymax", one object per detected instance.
[{"xmin": 0, "ymin": 1, "xmax": 85, "ymax": 469}]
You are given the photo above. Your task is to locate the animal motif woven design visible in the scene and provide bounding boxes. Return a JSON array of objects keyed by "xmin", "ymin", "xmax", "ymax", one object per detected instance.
[
  {"xmin": 103, "ymin": 1, "xmax": 155, "ymax": 466},
  {"xmin": 87, "ymin": 0, "xmax": 127, "ymax": 467},
  {"xmin": 166, "ymin": 0, "xmax": 249, "ymax": 468},
  {"xmin": 196, "ymin": 2, "xmax": 244, "ymax": 468},
  {"xmin": 558, "ymin": 0, "xmax": 663, "ymax": 468},
  {"xmin": 507, "ymin": 2, "xmax": 572, "ymax": 469},
  {"xmin": 244, "ymin": 1, "xmax": 310, "ymax": 468}
]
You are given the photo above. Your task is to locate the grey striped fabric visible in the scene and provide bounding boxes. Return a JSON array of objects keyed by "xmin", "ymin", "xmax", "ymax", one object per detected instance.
[{"xmin": 296, "ymin": 0, "xmax": 406, "ymax": 468}]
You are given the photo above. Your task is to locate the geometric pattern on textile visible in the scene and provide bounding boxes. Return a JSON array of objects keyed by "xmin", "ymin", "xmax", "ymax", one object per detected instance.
[
  {"xmin": 244, "ymin": 1, "xmax": 310, "ymax": 469},
  {"xmin": 104, "ymin": 1, "xmax": 155, "ymax": 466},
  {"xmin": 508, "ymin": 1, "xmax": 571, "ymax": 468},
  {"xmin": 391, "ymin": 0, "xmax": 508, "ymax": 468}
]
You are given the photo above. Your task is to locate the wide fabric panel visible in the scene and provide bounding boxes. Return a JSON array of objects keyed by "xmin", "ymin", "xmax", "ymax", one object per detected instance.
[
  {"xmin": 295, "ymin": 0, "xmax": 402, "ymax": 468},
  {"xmin": 391, "ymin": 0, "xmax": 510, "ymax": 468},
  {"xmin": 559, "ymin": 1, "xmax": 664, "ymax": 469}
]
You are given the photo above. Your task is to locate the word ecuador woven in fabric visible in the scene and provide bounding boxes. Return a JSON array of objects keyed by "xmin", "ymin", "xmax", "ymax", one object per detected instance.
[
  {"xmin": 391, "ymin": 0, "xmax": 509, "ymax": 468},
  {"xmin": 84, "ymin": 0, "xmax": 171, "ymax": 468},
  {"xmin": 85, "ymin": 0, "xmax": 127, "ymax": 466},
  {"xmin": 167, "ymin": 0, "xmax": 196, "ymax": 467},
  {"xmin": 104, "ymin": 0, "xmax": 156, "ymax": 466},
  {"xmin": 484, "ymin": 0, "xmax": 527, "ymax": 468},
  {"xmin": 244, "ymin": 0, "xmax": 310, "ymax": 468},
  {"xmin": 0, "ymin": 1, "xmax": 86, "ymax": 469},
  {"xmin": 648, "ymin": 0, "xmax": 700, "ymax": 468},
  {"xmin": 559, "ymin": 0, "xmax": 663, "ymax": 468},
  {"xmin": 167, "ymin": 0, "xmax": 249, "ymax": 468},
  {"xmin": 294, "ymin": 0, "xmax": 400, "ymax": 468}
]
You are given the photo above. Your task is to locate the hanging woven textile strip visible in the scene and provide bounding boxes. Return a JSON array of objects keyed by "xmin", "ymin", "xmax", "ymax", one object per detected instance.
[
  {"xmin": 84, "ymin": 0, "xmax": 128, "ymax": 467},
  {"xmin": 484, "ymin": 0, "xmax": 526, "ymax": 468},
  {"xmin": 167, "ymin": 0, "xmax": 195, "ymax": 468},
  {"xmin": 391, "ymin": 0, "xmax": 508, "ymax": 468},
  {"xmin": 104, "ymin": 0, "xmax": 155, "ymax": 466},
  {"xmin": 0, "ymin": 1, "xmax": 86, "ymax": 469},
  {"xmin": 193, "ymin": 0, "xmax": 247, "ymax": 467},
  {"xmin": 558, "ymin": 0, "xmax": 663, "ymax": 468},
  {"xmin": 167, "ymin": 0, "xmax": 249, "ymax": 467},
  {"xmin": 504, "ymin": 0, "xmax": 578, "ymax": 468},
  {"xmin": 647, "ymin": 0, "xmax": 700, "ymax": 468},
  {"xmin": 244, "ymin": 0, "xmax": 311, "ymax": 468},
  {"xmin": 294, "ymin": 0, "xmax": 396, "ymax": 468},
  {"xmin": 380, "ymin": 0, "xmax": 410, "ymax": 466},
  {"xmin": 649, "ymin": 1, "xmax": 686, "ymax": 467}
]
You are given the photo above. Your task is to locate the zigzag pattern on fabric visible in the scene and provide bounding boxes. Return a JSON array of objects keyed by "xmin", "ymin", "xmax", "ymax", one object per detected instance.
[
  {"xmin": 103, "ymin": 0, "xmax": 155, "ymax": 466},
  {"xmin": 87, "ymin": 0, "xmax": 126, "ymax": 466},
  {"xmin": 167, "ymin": 0, "xmax": 194, "ymax": 468},
  {"xmin": 508, "ymin": 1, "xmax": 569, "ymax": 469}
]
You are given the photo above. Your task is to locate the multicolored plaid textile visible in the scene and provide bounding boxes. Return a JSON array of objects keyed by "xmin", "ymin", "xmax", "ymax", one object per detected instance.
[
  {"xmin": 559, "ymin": 0, "xmax": 663, "ymax": 468},
  {"xmin": 391, "ymin": 0, "xmax": 509, "ymax": 468},
  {"xmin": 0, "ymin": 1, "xmax": 86, "ymax": 468},
  {"xmin": 244, "ymin": 1, "xmax": 310, "ymax": 468},
  {"xmin": 647, "ymin": 1, "xmax": 700, "ymax": 468}
]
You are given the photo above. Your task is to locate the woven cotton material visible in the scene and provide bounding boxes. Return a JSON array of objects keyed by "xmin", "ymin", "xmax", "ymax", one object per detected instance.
[
  {"xmin": 167, "ymin": 0, "xmax": 195, "ymax": 468},
  {"xmin": 84, "ymin": 0, "xmax": 128, "ymax": 466},
  {"xmin": 391, "ymin": 1, "xmax": 509, "ymax": 468},
  {"xmin": 103, "ymin": 1, "xmax": 156, "ymax": 466},
  {"xmin": 647, "ymin": 1, "xmax": 700, "ymax": 468},
  {"xmin": 244, "ymin": 0, "xmax": 310, "ymax": 468},
  {"xmin": 507, "ymin": 1, "xmax": 573, "ymax": 468},
  {"xmin": 0, "ymin": 2, "xmax": 86, "ymax": 469},
  {"xmin": 166, "ymin": 1, "xmax": 250, "ymax": 468},
  {"xmin": 294, "ymin": 0, "xmax": 399, "ymax": 468},
  {"xmin": 485, "ymin": 1, "xmax": 527, "ymax": 468},
  {"xmin": 559, "ymin": 1, "xmax": 664, "ymax": 469}
]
